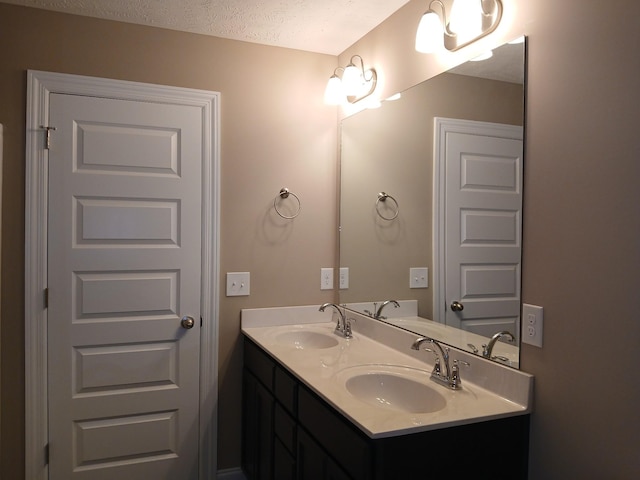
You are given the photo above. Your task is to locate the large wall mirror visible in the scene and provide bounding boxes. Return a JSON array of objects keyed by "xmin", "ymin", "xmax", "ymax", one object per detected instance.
[{"xmin": 339, "ymin": 38, "xmax": 526, "ymax": 368}]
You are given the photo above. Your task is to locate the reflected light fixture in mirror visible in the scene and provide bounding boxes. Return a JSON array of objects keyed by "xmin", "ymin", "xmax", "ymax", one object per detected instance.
[
  {"xmin": 415, "ymin": 0, "xmax": 503, "ymax": 53},
  {"xmin": 324, "ymin": 55, "xmax": 377, "ymax": 105}
]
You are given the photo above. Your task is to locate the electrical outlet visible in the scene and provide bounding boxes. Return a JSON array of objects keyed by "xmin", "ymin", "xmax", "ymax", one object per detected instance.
[
  {"xmin": 339, "ymin": 267, "xmax": 349, "ymax": 290},
  {"xmin": 226, "ymin": 272, "xmax": 250, "ymax": 296},
  {"xmin": 320, "ymin": 268, "xmax": 334, "ymax": 290},
  {"xmin": 521, "ymin": 303, "xmax": 543, "ymax": 347}
]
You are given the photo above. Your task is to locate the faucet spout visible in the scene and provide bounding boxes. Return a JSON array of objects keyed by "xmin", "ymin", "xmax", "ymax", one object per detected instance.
[
  {"xmin": 482, "ymin": 331, "xmax": 515, "ymax": 358},
  {"xmin": 411, "ymin": 336, "xmax": 451, "ymax": 381},
  {"xmin": 374, "ymin": 300, "xmax": 400, "ymax": 319},
  {"xmin": 319, "ymin": 303, "xmax": 352, "ymax": 338}
]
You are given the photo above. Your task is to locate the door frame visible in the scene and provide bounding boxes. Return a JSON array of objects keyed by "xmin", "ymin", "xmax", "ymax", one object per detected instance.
[
  {"xmin": 24, "ymin": 70, "xmax": 220, "ymax": 480},
  {"xmin": 432, "ymin": 117, "xmax": 523, "ymax": 329}
]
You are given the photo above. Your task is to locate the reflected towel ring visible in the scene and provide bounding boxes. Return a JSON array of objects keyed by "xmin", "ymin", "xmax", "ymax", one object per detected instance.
[
  {"xmin": 375, "ymin": 192, "xmax": 399, "ymax": 220},
  {"xmin": 274, "ymin": 187, "xmax": 301, "ymax": 219}
]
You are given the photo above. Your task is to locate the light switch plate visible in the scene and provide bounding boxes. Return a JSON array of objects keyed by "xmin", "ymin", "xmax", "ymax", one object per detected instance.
[
  {"xmin": 410, "ymin": 267, "xmax": 428, "ymax": 288},
  {"xmin": 226, "ymin": 272, "xmax": 250, "ymax": 296},
  {"xmin": 522, "ymin": 303, "xmax": 543, "ymax": 347}
]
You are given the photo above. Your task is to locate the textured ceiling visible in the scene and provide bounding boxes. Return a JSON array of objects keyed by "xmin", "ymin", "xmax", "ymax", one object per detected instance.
[{"xmin": 2, "ymin": 0, "xmax": 410, "ymax": 55}]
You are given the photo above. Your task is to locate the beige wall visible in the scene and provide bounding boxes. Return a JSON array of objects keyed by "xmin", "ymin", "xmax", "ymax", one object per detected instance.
[
  {"xmin": 340, "ymin": 0, "xmax": 639, "ymax": 477},
  {"xmin": 1, "ymin": 0, "xmax": 639, "ymax": 478},
  {"xmin": 0, "ymin": 3, "xmax": 338, "ymax": 477}
]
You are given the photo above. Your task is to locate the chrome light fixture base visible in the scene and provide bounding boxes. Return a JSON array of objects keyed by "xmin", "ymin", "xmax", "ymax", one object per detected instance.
[{"xmin": 416, "ymin": 0, "xmax": 503, "ymax": 53}]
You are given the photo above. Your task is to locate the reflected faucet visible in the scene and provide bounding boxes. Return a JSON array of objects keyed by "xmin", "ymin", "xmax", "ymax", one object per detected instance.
[
  {"xmin": 482, "ymin": 331, "xmax": 515, "ymax": 359},
  {"xmin": 374, "ymin": 300, "xmax": 400, "ymax": 319},
  {"xmin": 319, "ymin": 303, "xmax": 352, "ymax": 338}
]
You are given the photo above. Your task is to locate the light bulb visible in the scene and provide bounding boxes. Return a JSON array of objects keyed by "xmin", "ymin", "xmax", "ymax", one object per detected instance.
[
  {"xmin": 415, "ymin": 11, "xmax": 443, "ymax": 53},
  {"xmin": 449, "ymin": 0, "xmax": 483, "ymax": 44},
  {"xmin": 324, "ymin": 75, "xmax": 344, "ymax": 105},
  {"xmin": 341, "ymin": 64, "xmax": 363, "ymax": 96}
]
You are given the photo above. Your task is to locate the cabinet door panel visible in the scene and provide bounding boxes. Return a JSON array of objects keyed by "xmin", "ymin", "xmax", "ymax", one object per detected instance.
[
  {"xmin": 242, "ymin": 370, "xmax": 274, "ymax": 480},
  {"xmin": 274, "ymin": 439, "xmax": 296, "ymax": 480},
  {"xmin": 297, "ymin": 428, "xmax": 352, "ymax": 480},
  {"xmin": 275, "ymin": 366, "xmax": 298, "ymax": 415},
  {"xmin": 274, "ymin": 403, "xmax": 297, "ymax": 454},
  {"xmin": 298, "ymin": 387, "xmax": 370, "ymax": 480}
]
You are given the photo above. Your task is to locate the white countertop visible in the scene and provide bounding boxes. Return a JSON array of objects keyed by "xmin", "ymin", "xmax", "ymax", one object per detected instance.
[{"xmin": 242, "ymin": 305, "xmax": 533, "ymax": 439}]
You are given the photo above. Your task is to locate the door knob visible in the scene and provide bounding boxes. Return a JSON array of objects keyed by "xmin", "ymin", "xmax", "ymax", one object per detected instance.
[
  {"xmin": 181, "ymin": 315, "xmax": 196, "ymax": 329},
  {"xmin": 450, "ymin": 301, "xmax": 464, "ymax": 312}
]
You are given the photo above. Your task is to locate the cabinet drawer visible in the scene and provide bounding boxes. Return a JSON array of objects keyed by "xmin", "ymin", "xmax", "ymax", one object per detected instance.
[
  {"xmin": 298, "ymin": 386, "xmax": 371, "ymax": 480},
  {"xmin": 244, "ymin": 338, "xmax": 275, "ymax": 389},
  {"xmin": 274, "ymin": 403, "xmax": 296, "ymax": 454},
  {"xmin": 274, "ymin": 365, "xmax": 298, "ymax": 415}
]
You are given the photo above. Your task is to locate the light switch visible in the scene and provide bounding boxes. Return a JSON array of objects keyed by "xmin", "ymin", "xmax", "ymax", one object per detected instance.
[
  {"xmin": 410, "ymin": 267, "xmax": 428, "ymax": 288},
  {"xmin": 226, "ymin": 272, "xmax": 250, "ymax": 296}
]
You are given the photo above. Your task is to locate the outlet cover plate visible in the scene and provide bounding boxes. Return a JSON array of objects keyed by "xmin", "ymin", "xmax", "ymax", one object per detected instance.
[
  {"xmin": 521, "ymin": 303, "xmax": 543, "ymax": 347},
  {"xmin": 321, "ymin": 268, "xmax": 334, "ymax": 290},
  {"xmin": 339, "ymin": 267, "xmax": 349, "ymax": 290}
]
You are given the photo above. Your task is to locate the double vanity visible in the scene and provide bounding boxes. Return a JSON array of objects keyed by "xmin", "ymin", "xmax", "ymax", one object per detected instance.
[{"xmin": 241, "ymin": 305, "xmax": 533, "ymax": 479}]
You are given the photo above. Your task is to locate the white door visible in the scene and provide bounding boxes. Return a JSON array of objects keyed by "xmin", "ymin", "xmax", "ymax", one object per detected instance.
[
  {"xmin": 47, "ymin": 93, "xmax": 203, "ymax": 479},
  {"xmin": 435, "ymin": 118, "xmax": 523, "ymax": 340}
]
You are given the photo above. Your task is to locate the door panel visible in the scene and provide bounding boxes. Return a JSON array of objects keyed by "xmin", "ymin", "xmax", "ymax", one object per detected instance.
[
  {"xmin": 48, "ymin": 93, "xmax": 202, "ymax": 479},
  {"xmin": 442, "ymin": 124, "xmax": 523, "ymax": 340}
]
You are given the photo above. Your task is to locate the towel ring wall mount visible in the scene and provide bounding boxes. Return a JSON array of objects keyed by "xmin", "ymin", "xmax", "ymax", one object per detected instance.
[
  {"xmin": 274, "ymin": 187, "xmax": 301, "ymax": 219},
  {"xmin": 375, "ymin": 192, "xmax": 399, "ymax": 220}
]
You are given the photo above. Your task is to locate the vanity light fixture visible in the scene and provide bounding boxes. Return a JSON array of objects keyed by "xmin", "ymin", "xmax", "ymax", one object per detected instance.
[
  {"xmin": 415, "ymin": 0, "xmax": 503, "ymax": 53},
  {"xmin": 324, "ymin": 55, "xmax": 377, "ymax": 105}
]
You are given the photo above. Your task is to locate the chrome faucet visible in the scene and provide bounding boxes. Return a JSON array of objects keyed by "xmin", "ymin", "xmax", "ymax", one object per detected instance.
[
  {"xmin": 482, "ymin": 331, "xmax": 515, "ymax": 359},
  {"xmin": 319, "ymin": 303, "xmax": 353, "ymax": 338},
  {"xmin": 411, "ymin": 337, "xmax": 468, "ymax": 390},
  {"xmin": 374, "ymin": 300, "xmax": 400, "ymax": 319}
]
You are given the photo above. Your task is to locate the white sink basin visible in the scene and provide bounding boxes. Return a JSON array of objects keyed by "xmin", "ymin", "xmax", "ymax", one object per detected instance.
[
  {"xmin": 275, "ymin": 330, "xmax": 339, "ymax": 349},
  {"xmin": 337, "ymin": 365, "xmax": 447, "ymax": 414}
]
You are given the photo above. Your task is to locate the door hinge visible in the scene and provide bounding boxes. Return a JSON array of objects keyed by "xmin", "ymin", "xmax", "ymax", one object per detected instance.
[
  {"xmin": 44, "ymin": 443, "xmax": 49, "ymax": 465},
  {"xmin": 40, "ymin": 125, "xmax": 56, "ymax": 150},
  {"xmin": 44, "ymin": 288, "xmax": 49, "ymax": 308}
]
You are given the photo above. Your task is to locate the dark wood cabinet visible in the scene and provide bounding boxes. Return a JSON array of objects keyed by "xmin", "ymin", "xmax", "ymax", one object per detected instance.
[
  {"xmin": 242, "ymin": 369, "xmax": 274, "ymax": 480},
  {"xmin": 297, "ymin": 427, "xmax": 352, "ymax": 480},
  {"xmin": 242, "ymin": 336, "xmax": 529, "ymax": 480}
]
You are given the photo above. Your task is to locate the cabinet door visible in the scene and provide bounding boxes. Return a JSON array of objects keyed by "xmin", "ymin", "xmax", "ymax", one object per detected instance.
[
  {"xmin": 242, "ymin": 370, "xmax": 275, "ymax": 480},
  {"xmin": 274, "ymin": 439, "xmax": 296, "ymax": 480},
  {"xmin": 297, "ymin": 428, "xmax": 352, "ymax": 480}
]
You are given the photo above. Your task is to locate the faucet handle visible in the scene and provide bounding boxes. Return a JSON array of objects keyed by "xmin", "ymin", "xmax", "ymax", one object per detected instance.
[
  {"xmin": 344, "ymin": 317, "xmax": 356, "ymax": 337},
  {"xmin": 453, "ymin": 358, "xmax": 470, "ymax": 368},
  {"xmin": 451, "ymin": 359, "xmax": 470, "ymax": 388}
]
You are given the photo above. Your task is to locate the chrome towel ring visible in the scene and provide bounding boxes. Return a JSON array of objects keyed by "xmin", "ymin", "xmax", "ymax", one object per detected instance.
[
  {"xmin": 274, "ymin": 187, "xmax": 301, "ymax": 219},
  {"xmin": 375, "ymin": 192, "xmax": 399, "ymax": 220}
]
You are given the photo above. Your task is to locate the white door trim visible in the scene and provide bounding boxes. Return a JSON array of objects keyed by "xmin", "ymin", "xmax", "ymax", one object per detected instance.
[
  {"xmin": 25, "ymin": 70, "xmax": 220, "ymax": 480},
  {"xmin": 433, "ymin": 117, "xmax": 523, "ymax": 325}
]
